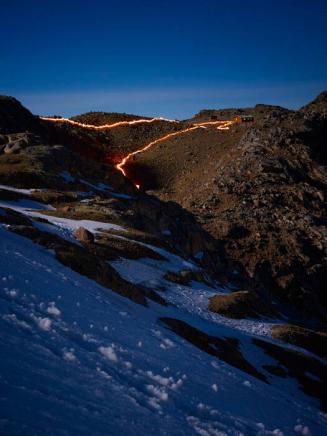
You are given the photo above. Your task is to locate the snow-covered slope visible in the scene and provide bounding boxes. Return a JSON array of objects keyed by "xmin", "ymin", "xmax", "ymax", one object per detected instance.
[{"xmin": 1, "ymin": 191, "xmax": 326, "ymax": 435}]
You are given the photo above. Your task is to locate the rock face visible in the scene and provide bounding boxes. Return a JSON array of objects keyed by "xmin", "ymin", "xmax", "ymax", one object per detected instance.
[
  {"xmin": 206, "ymin": 115, "xmax": 327, "ymax": 321},
  {"xmin": 130, "ymin": 94, "xmax": 327, "ymax": 323}
]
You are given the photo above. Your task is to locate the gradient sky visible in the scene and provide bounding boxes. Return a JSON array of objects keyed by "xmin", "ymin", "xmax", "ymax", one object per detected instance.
[{"xmin": 1, "ymin": 0, "xmax": 327, "ymax": 118}]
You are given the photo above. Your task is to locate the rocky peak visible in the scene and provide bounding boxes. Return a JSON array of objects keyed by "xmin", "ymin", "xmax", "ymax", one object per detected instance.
[
  {"xmin": 300, "ymin": 91, "xmax": 327, "ymax": 115},
  {"xmin": 0, "ymin": 96, "xmax": 43, "ymax": 134}
]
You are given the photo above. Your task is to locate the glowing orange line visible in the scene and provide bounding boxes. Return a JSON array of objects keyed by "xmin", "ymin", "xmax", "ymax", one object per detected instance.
[
  {"xmin": 115, "ymin": 126, "xmax": 204, "ymax": 177},
  {"xmin": 195, "ymin": 120, "xmax": 235, "ymax": 130},
  {"xmin": 40, "ymin": 114, "xmax": 235, "ymax": 185},
  {"xmin": 115, "ymin": 120, "xmax": 235, "ymax": 180},
  {"xmin": 40, "ymin": 116, "xmax": 178, "ymax": 130}
]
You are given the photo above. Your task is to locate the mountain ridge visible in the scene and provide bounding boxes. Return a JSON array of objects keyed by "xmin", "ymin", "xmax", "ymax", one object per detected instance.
[{"xmin": 0, "ymin": 92, "xmax": 327, "ymax": 434}]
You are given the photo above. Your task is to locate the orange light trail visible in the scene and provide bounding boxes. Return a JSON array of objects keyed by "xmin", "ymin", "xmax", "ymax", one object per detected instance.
[
  {"xmin": 40, "ymin": 116, "xmax": 178, "ymax": 130},
  {"xmin": 194, "ymin": 120, "xmax": 235, "ymax": 130},
  {"xmin": 115, "ymin": 125, "xmax": 204, "ymax": 177},
  {"xmin": 115, "ymin": 120, "xmax": 235, "ymax": 180},
  {"xmin": 40, "ymin": 114, "xmax": 235, "ymax": 185}
]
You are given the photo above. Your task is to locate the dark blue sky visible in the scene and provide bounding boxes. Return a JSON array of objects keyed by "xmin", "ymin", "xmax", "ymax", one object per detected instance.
[{"xmin": 1, "ymin": 0, "xmax": 326, "ymax": 118}]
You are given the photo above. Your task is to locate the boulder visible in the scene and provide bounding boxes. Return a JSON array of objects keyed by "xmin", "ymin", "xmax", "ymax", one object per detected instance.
[
  {"xmin": 4, "ymin": 139, "xmax": 27, "ymax": 154},
  {"xmin": 164, "ymin": 269, "xmax": 210, "ymax": 286},
  {"xmin": 271, "ymin": 324, "xmax": 327, "ymax": 359},
  {"xmin": 209, "ymin": 291, "xmax": 274, "ymax": 319},
  {"xmin": 3, "ymin": 133, "xmax": 40, "ymax": 154},
  {"xmin": 74, "ymin": 226, "xmax": 94, "ymax": 243}
]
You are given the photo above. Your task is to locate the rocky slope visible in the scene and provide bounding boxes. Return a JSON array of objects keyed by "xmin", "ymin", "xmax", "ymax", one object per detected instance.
[
  {"xmin": 2, "ymin": 94, "xmax": 327, "ymax": 325},
  {"xmin": 132, "ymin": 93, "xmax": 327, "ymax": 325},
  {"xmin": 1, "ymin": 94, "xmax": 327, "ymax": 434}
]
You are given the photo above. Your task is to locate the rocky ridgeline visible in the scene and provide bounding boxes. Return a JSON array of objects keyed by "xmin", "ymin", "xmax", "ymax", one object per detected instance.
[
  {"xmin": 71, "ymin": 111, "xmax": 151, "ymax": 124},
  {"xmin": 201, "ymin": 93, "xmax": 327, "ymax": 322}
]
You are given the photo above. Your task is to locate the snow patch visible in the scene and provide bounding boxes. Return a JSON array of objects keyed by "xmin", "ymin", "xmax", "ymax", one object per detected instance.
[
  {"xmin": 3, "ymin": 313, "xmax": 31, "ymax": 330},
  {"xmin": 294, "ymin": 424, "xmax": 311, "ymax": 435},
  {"xmin": 35, "ymin": 317, "xmax": 52, "ymax": 331},
  {"xmin": 0, "ymin": 184, "xmax": 38, "ymax": 195},
  {"xmin": 99, "ymin": 346, "xmax": 118, "ymax": 363},
  {"xmin": 47, "ymin": 302, "xmax": 61, "ymax": 317},
  {"xmin": 63, "ymin": 349, "xmax": 77, "ymax": 362},
  {"xmin": 146, "ymin": 384, "xmax": 168, "ymax": 402}
]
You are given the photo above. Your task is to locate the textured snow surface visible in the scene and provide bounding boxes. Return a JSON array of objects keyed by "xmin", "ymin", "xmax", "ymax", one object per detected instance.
[
  {"xmin": 0, "ymin": 197, "xmax": 126, "ymax": 236},
  {"xmin": 110, "ymin": 256, "xmax": 273, "ymax": 338},
  {"xmin": 0, "ymin": 225, "xmax": 326, "ymax": 435}
]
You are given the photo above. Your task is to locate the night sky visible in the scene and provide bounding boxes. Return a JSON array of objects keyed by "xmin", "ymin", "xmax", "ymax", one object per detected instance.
[{"xmin": 1, "ymin": 0, "xmax": 327, "ymax": 118}]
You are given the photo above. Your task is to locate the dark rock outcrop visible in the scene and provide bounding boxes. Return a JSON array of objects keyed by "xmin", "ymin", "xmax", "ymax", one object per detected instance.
[
  {"xmin": 0, "ymin": 96, "xmax": 43, "ymax": 134},
  {"xmin": 271, "ymin": 324, "xmax": 327, "ymax": 359},
  {"xmin": 208, "ymin": 291, "xmax": 275, "ymax": 319},
  {"xmin": 74, "ymin": 226, "xmax": 95, "ymax": 243}
]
